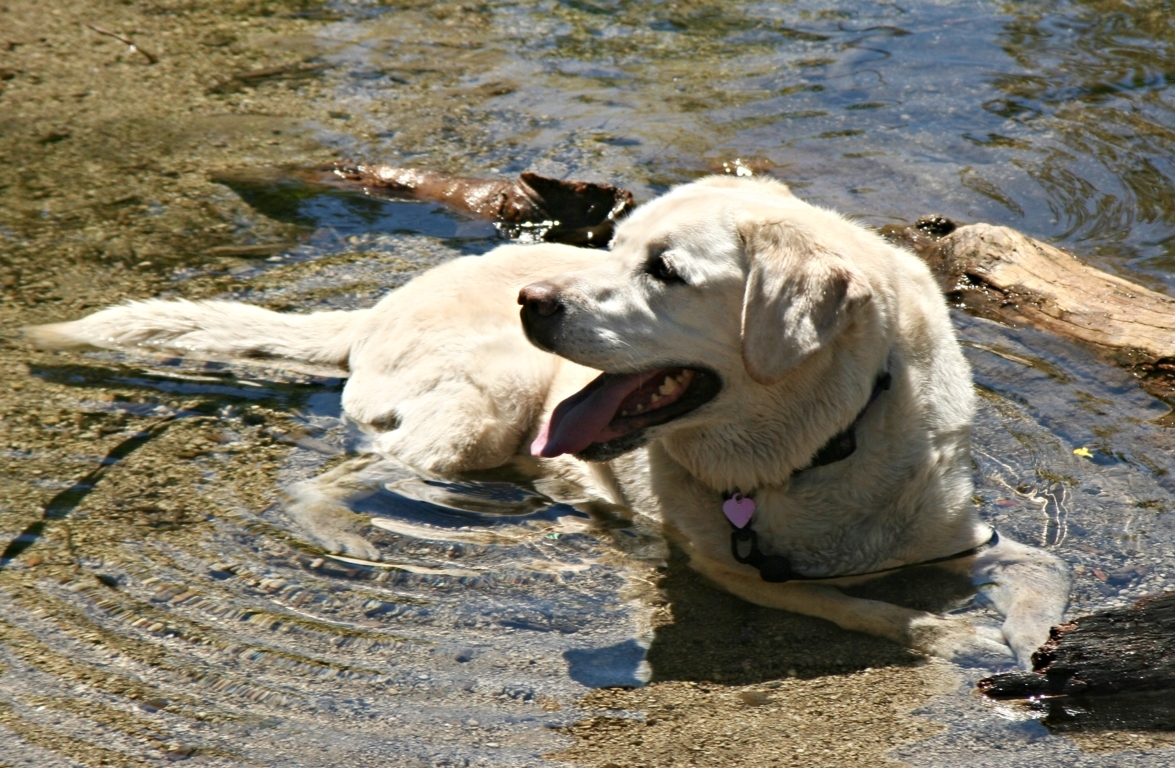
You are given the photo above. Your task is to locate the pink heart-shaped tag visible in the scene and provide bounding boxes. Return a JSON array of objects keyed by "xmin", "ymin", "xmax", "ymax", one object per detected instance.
[{"xmin": 722, "ymin": 493, "xmax": 756, "ymax": 529}]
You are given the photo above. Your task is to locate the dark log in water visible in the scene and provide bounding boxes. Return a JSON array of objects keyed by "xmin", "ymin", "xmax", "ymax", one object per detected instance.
[
  {"xmin": 885, "ymin": 218, "xmax": 1175, "ymax": 408},
  {"xmin": 980, "ymin": 591, "xmax": 1175, "ymax": 699},
  {"xmin": 315, "ymin": 164, "xmax": 635, "ymax": 247},
  {"xmin": 977, "ymin": 592, "xmax": 1175, "ymax": 732}
]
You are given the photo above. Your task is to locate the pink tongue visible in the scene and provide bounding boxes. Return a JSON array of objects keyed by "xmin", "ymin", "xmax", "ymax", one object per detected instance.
[{"xmin": 531, "ymin": 372, "xmax": 655, "ymax": 458}]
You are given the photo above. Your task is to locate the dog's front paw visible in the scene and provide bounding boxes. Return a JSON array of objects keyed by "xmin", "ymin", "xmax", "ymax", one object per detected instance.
[
  {"xmin": 316, "ymin": 529, "xmax": 383, "ymax": 562},
  {"xmin": 282, "ymin": 498, "xmax": 383, "ymax": 562},
  {"xmin": 908, "ymin": 615, "xmax": 1014, "ymax": 668}
]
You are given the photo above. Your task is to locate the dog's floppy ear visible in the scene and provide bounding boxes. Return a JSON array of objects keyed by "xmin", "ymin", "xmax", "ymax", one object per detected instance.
[{"xmin": 740, "ymin": 221, "xmax": 872, "ymax": 385}]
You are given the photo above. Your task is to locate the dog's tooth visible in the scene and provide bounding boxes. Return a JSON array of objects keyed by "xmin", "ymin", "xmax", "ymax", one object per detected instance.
[
  {"xmin": 635, "ymin": 404, "xmax": 644, "ymax": 413},
  {"xmin": 621, "ymin": 410, "xmax": 630, "ymax": 417},
  {"xmin": 651, "ymin": 393, "xmax": 662, "ymax": 403}
]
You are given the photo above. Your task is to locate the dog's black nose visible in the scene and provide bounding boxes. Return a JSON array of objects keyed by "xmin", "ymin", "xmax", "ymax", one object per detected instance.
[
  {"xmin": 518, "ymin": 282, "xmax": 564, "ymax": 352},
  {"xmin": 518, "ymin": 282, "xmax": 563, "ymax": 317}
]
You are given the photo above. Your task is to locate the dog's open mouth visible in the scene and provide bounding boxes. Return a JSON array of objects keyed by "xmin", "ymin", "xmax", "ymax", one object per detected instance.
[{"xmin": 531, "ymin": 366, "xmax": 720, "ymax": 459}]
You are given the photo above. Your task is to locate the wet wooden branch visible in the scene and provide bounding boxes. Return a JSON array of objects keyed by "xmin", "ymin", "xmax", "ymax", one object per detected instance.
[
  {"xmin": 885, "ymin": 218, "xmax": 1175, "ymax": 405},
  {"xmin": 314, "ymin": 164, "xmax": 635, "ymax": 247},
  {"xmin": 978, "ymin": 591, "xmax": 1175, "ymax": 731},
  {"xmin": 84, "ymin": 23, "xmax": 157, "ymax": 65}
]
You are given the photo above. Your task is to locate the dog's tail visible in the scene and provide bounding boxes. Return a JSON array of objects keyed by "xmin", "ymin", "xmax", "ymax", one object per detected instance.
[{"xmin": 24, "ymin": 299, "xmax": 368, "ymax": 375}]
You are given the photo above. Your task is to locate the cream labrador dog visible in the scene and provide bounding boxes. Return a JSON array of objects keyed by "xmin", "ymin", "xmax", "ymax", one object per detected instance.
[{"xmin": 27, "ymin": 176, "xmax": 1069, "ymax": 667}]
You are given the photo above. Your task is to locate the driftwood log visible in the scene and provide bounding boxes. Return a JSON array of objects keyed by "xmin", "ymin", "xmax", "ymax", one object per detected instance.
[
  {"xmin": 884, "ymin": 218, "xmax": 1175, "ymax": 408},
  {"xmin": 313, "ymin": 164, "xmax": 635, "ymax": 247},
  {"xmin": 978, "ymin": 591, "xmax": 1175, "ymax": 732}
]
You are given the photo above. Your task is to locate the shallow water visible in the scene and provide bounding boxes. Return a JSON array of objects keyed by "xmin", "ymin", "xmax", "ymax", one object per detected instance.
[{"xmin": 3, "ymin": 0, "xmax": 1175, "ymax": 766}]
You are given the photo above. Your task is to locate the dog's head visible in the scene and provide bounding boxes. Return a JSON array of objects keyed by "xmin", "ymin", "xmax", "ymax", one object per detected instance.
[{"xmin": 520, "ymin": 176, "xmax": 886, "ymax": 464}]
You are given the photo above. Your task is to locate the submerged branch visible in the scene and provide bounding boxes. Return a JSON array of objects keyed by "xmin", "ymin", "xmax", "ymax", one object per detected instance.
[
  {"xmin": 312, "ymin": 164, "xmax": 635, "ymax": 247},
  {"xmin": 84, "ymin": 23, "xmax": 157, "ymax": 65}
]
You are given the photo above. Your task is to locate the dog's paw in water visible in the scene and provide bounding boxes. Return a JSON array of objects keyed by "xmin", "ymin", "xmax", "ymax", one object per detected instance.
[
  {"xmin": 280, "ymin": 456, "xmax": 390, "ymax": 562},
  {"xmin": 908, "ymin": 615, "xmax": 1016, "ymax": 668},
  {"xmin": 282, "ymin": 494, "xmax": 383, "ymax": 562}
]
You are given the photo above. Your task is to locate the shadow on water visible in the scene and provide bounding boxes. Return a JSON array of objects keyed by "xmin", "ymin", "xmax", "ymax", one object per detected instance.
[{"xmin": 641, "ymin": 546, "xmax": 936, "ymax": 685}]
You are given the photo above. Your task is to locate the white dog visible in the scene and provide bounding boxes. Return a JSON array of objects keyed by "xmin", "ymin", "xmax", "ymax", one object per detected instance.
[{"xmin": 27, "ymin": 176, "xmax": 1069, "ymax": 667}]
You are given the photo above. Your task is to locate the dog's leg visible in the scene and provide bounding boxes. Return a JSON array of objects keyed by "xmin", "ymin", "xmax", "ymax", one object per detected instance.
[
  {"xmin": 689, "ymin": 556, "xmax": 1016, "ymax": 666},
  {"xmin": 352, "ymin": 372, "xmax": 549, "ymax": 476},
  {"xmin": 969, "ymin": 534, "xmax": 1070, "ymax": 667},
  {"xmin": 281, "ymin": 454, "xmax": 407, "ymax": 561}
]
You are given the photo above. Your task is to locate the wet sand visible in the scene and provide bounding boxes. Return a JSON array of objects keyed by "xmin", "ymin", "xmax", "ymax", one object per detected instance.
[{"xmin": 0, "ymin": 0, "xmax": 1168, "ymax": 765}]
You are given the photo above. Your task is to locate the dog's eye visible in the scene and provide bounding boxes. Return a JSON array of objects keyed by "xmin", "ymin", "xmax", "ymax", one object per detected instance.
[{"xmin": 646, "ymin": 253, "xmax": 685, "ymax": 285}]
